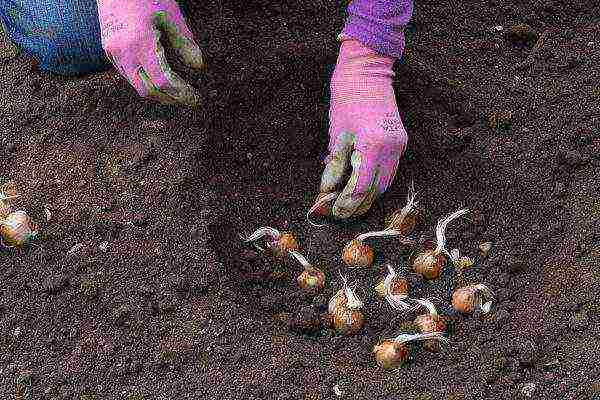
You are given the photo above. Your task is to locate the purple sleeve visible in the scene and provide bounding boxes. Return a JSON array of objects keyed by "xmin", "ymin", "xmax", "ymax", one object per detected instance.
[{"xmin": 341, "ymin": 0, "xmax": 414, "ymax": 59}]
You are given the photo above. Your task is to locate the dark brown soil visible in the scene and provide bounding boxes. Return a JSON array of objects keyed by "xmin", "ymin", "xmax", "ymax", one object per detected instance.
[{"xmin": 1, "ymin": 1, "xmax": 600, "ymax": 399}]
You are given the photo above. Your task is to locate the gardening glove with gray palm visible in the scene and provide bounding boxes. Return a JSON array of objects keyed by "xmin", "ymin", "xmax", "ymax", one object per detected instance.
[
  {"xmin": 98, "ymin": 0, "xmax": 205, "ymax": 106},
  {"xmin": 318, "ymin": 37, "xmax": 408, "ymax": 219}
]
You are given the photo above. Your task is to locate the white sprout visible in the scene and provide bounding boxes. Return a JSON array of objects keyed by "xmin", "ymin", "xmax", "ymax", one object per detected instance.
[
  {"xmin": 288, "ymin": 250, "xmax": 312, "ymax": 269},
  {"xmin": 356, "ymin": 229, "xmax": 404, "ymax": 242},
  {"xmin": 329, "ymin": 272, "xmax": 348, "ymax": 313},
  {"xmin": 473, "ymin": 284, "xmax": 495, "ymax": 314},
  {"xmin": 330, "ymin": 273, "xmax": 363, "ymax": 311},
  {"xmin": 386, "ymin": 181, "xmax": 418, "ymax": 230},
  {"xmin": 398, "ymin": 236, "xmax": 417, "ymax": 246},
  {"xmin": 0, "ymin": 194, "xmax": 19, "ymax": 202},
  {"xmin": 414, "ymin": 298, "xmax": 439, "ymax": 318},
  {"xmin": 393, "ymin": 332, "xmax": 449, "ymax": 345},
  {"xmin": 343, "ymin": 278, "xmax": 363, "ymax": 310},
  {"xmin": 382, "ymin": 265, "xmax": 414, "ymax": 312},
  {"xmin": 450, "ymin": 248, "xmax": 460, "ymax": 262},
  {"xmin": 241, "ymin": 226, "xmax": 282, "ymax": 243},
  {"xmin": 434, "ymin": 208, "xmax": 469, "ymax": 255},
  {"xmin": 329, "ymin": 273, "xmax": 363, "ymax": 328},
  {"xmin": 240, "ymin": 227, "xmax": 283, "ymax": 251},
  {"xmin": 306, "ymin": 192, "xmax": 339, "ymax": 227}
]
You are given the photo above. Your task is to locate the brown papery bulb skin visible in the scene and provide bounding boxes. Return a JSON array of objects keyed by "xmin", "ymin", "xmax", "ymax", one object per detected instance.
[
  {"xmin": 388, "ymin": 209, "xmax": 420, "ymax": 236},
  {"xmin": 376, "ymin": 277, "xmax": 409, "ymax": 297},
  {"xmin": 342, "ymin": 240, "xmax": 374, "ymax": 268},
  {"xmin": 452, "ymin": 286, "xmax": 477, "ymax": 314},
  {"xmin": 297, "ymin": 269, "xmax": 325, "ymax": 295},
  {"xmin": 313, "ymin": 192, "xmax": 333, "ymax": 216},
  {"xmin": 329, "ymin": 292, "xmax": 347, "ymax": 314},
  {"xmin": 415, "ymin": 313, "xmax": 446, "ymax": 352},
  {"xmin": 332, "ymin": 307, "xmax": 364, "ymax": 336},
  {"xmin": 373, "ymin": 340, "xmax": 409, "ymax": 370},
  {"xmin": 390, "ymin": 278, "xmax": 409, "ymax": 296},
  {"xmin": 414, "ymin": 314, "xmax": 446, "ymax": 334},
  {"xmin": 412, "ymin": 250, "xmax": 445, "ymax": 280},
  {"xmin": 0, "ymin": 211, "xmax": 35, "ymax": 247},
  {"xmin": 271, "ymin": 232, "xmax": 299, "ymax": 259}
]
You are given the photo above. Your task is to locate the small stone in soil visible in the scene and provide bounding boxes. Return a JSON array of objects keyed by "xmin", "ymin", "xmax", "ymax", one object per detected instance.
[
  {"xmin": 479, "ymin": 242, "xmax": 493, "ymax": 257},
  {"xmin": 128, "ymin": 212, "xmax": 149, "ymax": 227},
  {"xmin": 66, "ymin": 242, "xmax": 87, "ymax": 257}
]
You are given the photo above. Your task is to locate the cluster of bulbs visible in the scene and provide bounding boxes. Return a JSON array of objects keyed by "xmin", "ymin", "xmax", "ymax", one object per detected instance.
[{"xmin": 243, "ymin": 184, "xmax": 494, "ymax": 370}]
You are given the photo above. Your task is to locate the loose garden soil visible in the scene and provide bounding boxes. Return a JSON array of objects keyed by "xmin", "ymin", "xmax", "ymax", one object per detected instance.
[{"xmin": 1, "ymin": 1, "xmax": 600, "ymax": 399}]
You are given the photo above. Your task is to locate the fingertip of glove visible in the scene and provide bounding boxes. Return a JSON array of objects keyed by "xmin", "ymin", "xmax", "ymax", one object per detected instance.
[{"xmin": 330, "ymin": 200, "xmax": 356, "ymax": 220}]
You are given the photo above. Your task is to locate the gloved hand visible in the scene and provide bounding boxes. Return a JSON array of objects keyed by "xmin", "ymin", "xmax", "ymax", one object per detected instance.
[
  {"xmin": 318, "ymin": 38, "xmax": 408, "ymax": 219},
  {"xmin": 97, "ymin": 0, "xmax": 205, "ymax": 106}
]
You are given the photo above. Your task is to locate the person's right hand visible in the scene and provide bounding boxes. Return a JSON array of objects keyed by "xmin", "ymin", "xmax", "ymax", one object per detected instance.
[
  {"xmin": 97, "ymin": 0, "xmax": 205, "ymax": 106},
  {"xmin": 316, "ymin": 39, "xmax": 407, "ymax": 220}
]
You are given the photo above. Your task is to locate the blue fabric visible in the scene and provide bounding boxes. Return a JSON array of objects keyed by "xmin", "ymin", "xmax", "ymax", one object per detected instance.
[{"xmin": 0, "ymin": 0, "xmax": 109, "ymax": 76}]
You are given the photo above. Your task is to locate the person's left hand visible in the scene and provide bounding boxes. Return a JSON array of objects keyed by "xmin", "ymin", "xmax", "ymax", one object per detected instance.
[
  {"xmin": 317, "ymin": 38, "xmax": 408, "ymax": 219},
  {"xmin": 97, "ymin": 0, "xmax": 205, "ymax": 106}
]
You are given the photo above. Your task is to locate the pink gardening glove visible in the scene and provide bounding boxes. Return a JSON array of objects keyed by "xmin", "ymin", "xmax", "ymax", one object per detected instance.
[
  {"xmin": 318, "ymin": 38, "xmax": 408, "ymax": 219},
  {"xmin": 97, "ymin": 0, "xmax": 205, "ymax": 106}
]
